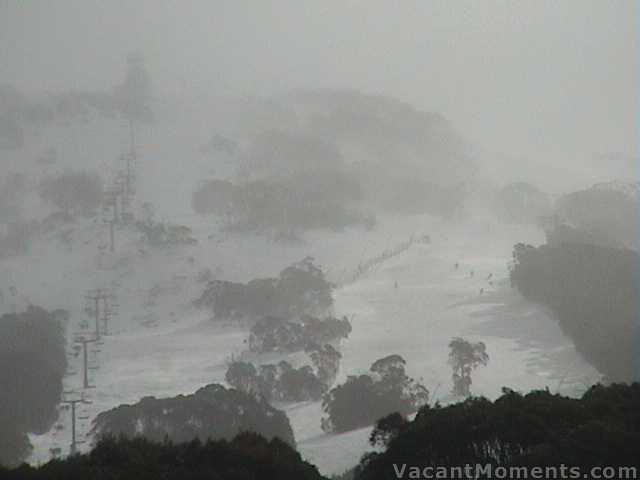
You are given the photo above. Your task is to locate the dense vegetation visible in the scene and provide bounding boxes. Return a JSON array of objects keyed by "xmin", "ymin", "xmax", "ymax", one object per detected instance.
[
  {"xmin": 6, "ymin": 384, "xmax": 639, "ymax": 478},
  {"xmin": 448, "ymin": 337, "xmax": 489, "ymax": 397},
  {"xmin": 192, "ymin": 172, "xmax": 369, "ymax": 235},
  {"xmin": 91, "ymin": 384, "xmax": 296, "ymax": 447},
  {"xmin": 510, "ymin": 240, "xmax": 637, "ymax": 382},
  {"xmin": 226, "ymin": 359, "xmax": 328, "ymax": 403},
  {"xmin": 192, "ymin": 129, "xmax": 371, "ymax": 234},
  {"xmin": 196, "ymin": 257, "xmax": 333, "ymax": 322},
  {"xmin": 283, "ymin": 90, "xmax": 473, "ymax": 175},
  {"xmin": 0, "ymin": 169, "xmax": 104, "ymax": 257},
  {"xmin": 354, "ymin": 383, "xmax": 640, "ymax": 480},
  {"xmin": 321, "ymin": 355, "xmax": 428, "ymax": 433},
  {"xmin": 0, "ymin": 307, "xmax": 68, "ymax": 466},
  {"xmin": 284, "ymin": 90, "xmax": 474, "ymax": 217},
  {"xmin": 192, "ymin": 91, "xmax": 474, "ymax": 229},
  {"xmin": 38, "ymin": 170, "xmax": 104, "ymax": 219},
  {"xmin": 555, "ymin": 183, "xmax": 636, "ymax": 249},
  {"xmin": 308, "ymin": 343, "xmax": 343, "ymax": 385},
  {"xmin": 226, "ymin": 344, "xmax": 341, "ymax": 402},
  {"xmin": 248, "ymin": 315, "xmax": 351, "ymax": 353},
  {"xmin": 1, "ymin": 433, "xmax": 326, "ymax": 480}
]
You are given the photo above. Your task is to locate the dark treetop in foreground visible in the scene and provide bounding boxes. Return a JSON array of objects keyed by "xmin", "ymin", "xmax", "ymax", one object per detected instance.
[
  {"xmin": 1, "ymin": 433, "xmax": 326, "ymax": 480},
  {"xmin": 354, "ymin": 383, "xmax": 640, "ymax": 480}
]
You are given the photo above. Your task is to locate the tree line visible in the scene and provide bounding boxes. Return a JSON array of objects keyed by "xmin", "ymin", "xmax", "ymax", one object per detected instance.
[
  {"xmin": 510, "ymin": 239, "xmax": 637, "ymax": 382},
  {"xmin": 1, "ymin": 433, "xmax": 325, "ymax": 480},
  {"xmin": 354, "ymin": 383, "xmax": 640, "ymax": 480},
  {"xmin": 195, "ymin": 257, "xmax": 334, "ymax": 322}
]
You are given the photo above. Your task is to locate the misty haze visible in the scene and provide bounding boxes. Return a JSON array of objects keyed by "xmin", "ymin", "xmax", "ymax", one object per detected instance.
[{"xmin": 0, "ymin": 2, "xmax": 638, "ymax": 479}]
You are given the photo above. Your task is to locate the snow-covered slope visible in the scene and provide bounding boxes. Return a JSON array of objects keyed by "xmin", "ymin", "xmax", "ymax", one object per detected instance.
[
  {"xmin": 0, "ymin": 99, "xmax": 600, "ymax": 475},
  {"xmin": 16, "ymin": 215, "xmax": 599, "ymax": 475}
]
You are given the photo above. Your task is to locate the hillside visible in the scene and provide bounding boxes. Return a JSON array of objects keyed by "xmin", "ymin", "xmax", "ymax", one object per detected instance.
[{"xmin": 0, "ymin": 91, "xmax": 600, "ymax": 475}]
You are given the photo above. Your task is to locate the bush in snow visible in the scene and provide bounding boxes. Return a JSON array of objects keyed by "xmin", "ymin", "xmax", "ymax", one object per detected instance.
[
  {"xmin": 226, "ymin": 360, "xmax": 326, "ymax": 403},
  {"xmin": 321, "ymin": 355, "xmax": 428, "ymax": 433},
  {"xmin": 248, "ymin": 315, "xmax": 351, "ymax": 354},
  {"xmin": 38, "ymin": 169, "xmax": 103, "ymax": 219},
  {"xmin": 196, "ymin": 257, "xmax": 333, "ymax": 322},
  {"xmin": 448, "ymin": 337, "xmax": 489, "ymax": 398},
  {"xmin": 225, "ymin": 346, "xmax": 341, "ymax": 403},
  {"xmin": 307, "ymin": 343, "xmax": 342, "ymax": 386},
  {"xmin": 91, "ymin": 383, "xmax": 295, "ymax": 447},
  {"xmin": 190, "ymin": 168, "xmax": 367, "ymax": 234}
]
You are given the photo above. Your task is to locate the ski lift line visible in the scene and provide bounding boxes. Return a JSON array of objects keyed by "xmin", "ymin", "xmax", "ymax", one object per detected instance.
[{"xmin": 338, "ymin": 233, "xmax": 420, "ymax": 287}]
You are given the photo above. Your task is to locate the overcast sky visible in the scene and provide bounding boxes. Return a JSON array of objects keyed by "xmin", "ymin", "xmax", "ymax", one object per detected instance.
[{"xmin": 1, "ymin": 0, "xmax": 637, "ymax": 182}]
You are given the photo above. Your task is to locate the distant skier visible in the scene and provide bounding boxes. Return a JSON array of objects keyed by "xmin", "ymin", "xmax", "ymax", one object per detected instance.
[
  {"xmin": 486, "ymin": 273, "xmax": 493, "ymax": 280},
  {"xmin": 454, "ymin": 262, "xmax": 459, "ymax": 270}
]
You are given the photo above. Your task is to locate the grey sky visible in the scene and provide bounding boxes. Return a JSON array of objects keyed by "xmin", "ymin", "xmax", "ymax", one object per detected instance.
[{"xmin": 1, "ymin": 0, "xmax": 637, "ymax": 182}]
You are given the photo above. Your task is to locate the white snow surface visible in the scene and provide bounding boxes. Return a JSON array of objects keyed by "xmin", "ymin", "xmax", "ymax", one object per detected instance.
[
  {"xmin": 11, "ymin": 216, "xmax": 600, "ymax": 476},
  {"xmin": 0, "ymin": 110, "xmax": 601, "ymax": 476}
]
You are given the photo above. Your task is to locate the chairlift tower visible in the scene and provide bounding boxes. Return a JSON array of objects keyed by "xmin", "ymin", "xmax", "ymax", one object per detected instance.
[
  {"xmin": 74, "ymin": 335, "xmax": 98, "ymax": 389},
  {"xmin": 61, "ymin": 392, "xmax": 92, "ymax": 455},
  {"xmin": 85, "ymin": 289, "xmax": 116, "ymax": 340},
  {"xmin": 102, "ymin": 180, "xmax": 123, "ymax": 252},
  {"xmin": 118, "ymin": 117, "xmax": 138, "ymax": 224},
  {"xmin": 101, "ymin": 291, "xmax": 119, "ymax": 336}
]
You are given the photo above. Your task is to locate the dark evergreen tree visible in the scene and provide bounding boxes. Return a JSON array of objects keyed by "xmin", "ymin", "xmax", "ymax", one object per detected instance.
[
  {"xmin": 0, "ymin": 307, "xmax": 67, "ymax": 466},
  {"xmin": 510, "ymin": 240, "xmax": 637, "ymax": 381},
  {"xmin": 354, "ymin": 384, "xmax": 640, "ymax": 480},
  {"xmin": 91, "ymin": 384, "xmax": 295, "ymax": 447},
  {"xmin": 38, "ymin": 170, "xmax": 103, "ymax": 219},
  {"xmin": 448, "ymin": 337, "xmax": 489, "ymax": 397},
  {"xmin": 1, "ymin": 433, "xmax": 326, "ymax": 479},
  {"xmin": 322, "ymin": 355, "xmax": 428, "ymax": 433}
]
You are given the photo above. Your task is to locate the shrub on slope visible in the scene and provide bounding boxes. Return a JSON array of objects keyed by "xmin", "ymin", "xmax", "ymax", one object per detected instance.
[
  {"xmin": 196, "ymin": 257, "xmax": 333, "ymax": 322},
  {"xmin": 248, "ymin": 315, "xmax": 351, "ymax": 353},
  {"xmin": 226, "ymin": 359, "xmax": 328, "ymax": 403},
  {"xmin": 322, "ymin": 355, "xmax": 428, "ymax": 433},
  {"xmin": 91, "ymin": 384, "xmax": 296, "ymax": 447},
  {"xmin": 226, "ymin": 345, "xmax": 341, "ymax": 403}
]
